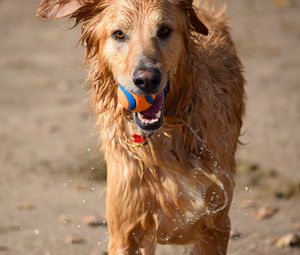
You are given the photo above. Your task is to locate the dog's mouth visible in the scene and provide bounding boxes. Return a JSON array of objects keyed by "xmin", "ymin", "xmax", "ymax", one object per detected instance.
[
  {"xmin": 134, "ymin": 83, "xmax": 170, "ymax": 132},
  {"xmin": 134, "ymin": 92, "xmax": 164, "ymax": 131}
]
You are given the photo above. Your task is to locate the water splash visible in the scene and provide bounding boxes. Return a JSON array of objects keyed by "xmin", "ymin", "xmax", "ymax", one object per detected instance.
[{"xmin": 179, "ymin": 119, "xmax": 233, "ymax": 216}]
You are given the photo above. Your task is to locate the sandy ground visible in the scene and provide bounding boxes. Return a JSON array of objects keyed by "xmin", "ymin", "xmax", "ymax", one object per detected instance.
[{"xmin": 0, "ymin": 0, "xmax": 299, "ymax": 254}]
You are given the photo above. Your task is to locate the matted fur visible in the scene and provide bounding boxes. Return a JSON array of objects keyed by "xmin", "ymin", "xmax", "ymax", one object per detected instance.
[{"xmin": 37, "ymin": 0, "xmax": 245, "ymax": 254}]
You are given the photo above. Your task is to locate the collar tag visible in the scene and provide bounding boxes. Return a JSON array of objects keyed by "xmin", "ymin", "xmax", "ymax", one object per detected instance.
[{"xmin": 126, "ymin": 134, "xmax": 148, "ymax": 148}]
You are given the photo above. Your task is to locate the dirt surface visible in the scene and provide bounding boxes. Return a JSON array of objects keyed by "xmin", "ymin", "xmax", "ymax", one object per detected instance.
[{"xmin": 0, "ymin": 0, "xmax": 299, "ymax": 254}]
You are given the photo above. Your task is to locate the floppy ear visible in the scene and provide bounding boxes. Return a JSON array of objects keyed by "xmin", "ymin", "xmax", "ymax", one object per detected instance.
[
  {"xmin": 175, "ymin": 0, "xmax": 209, "ymax": 35},
  {"xmin": 188, "ymin": 7, "xmax": 209, "ymax": 35},
  {"xmin": 36, "ymin": 0, "xmax": 84, "ymax": 19}
]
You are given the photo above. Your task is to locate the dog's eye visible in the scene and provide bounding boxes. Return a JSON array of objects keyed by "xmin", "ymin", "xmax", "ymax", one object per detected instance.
[
  {"xmin": 157, "ymin": 26, "xmax": 172, "ymax": 40},
  {"xmin": 112, "ymin": 30, "xmax": 125, "ymax": 41}
]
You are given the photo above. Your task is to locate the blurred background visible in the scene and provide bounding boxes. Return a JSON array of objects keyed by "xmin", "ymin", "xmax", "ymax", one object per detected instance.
[{"xmin": 0, "ymin": 0, "xmax": 299, "ymax": 254}]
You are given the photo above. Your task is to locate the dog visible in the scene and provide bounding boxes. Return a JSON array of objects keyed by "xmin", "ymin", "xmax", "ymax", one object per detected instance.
[{"xmin": 37, "ymin": 0, "xmax": 245, "ymax": 254}]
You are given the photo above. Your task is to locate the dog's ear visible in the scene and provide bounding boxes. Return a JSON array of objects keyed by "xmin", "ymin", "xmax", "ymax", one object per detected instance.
[
  {"xmin": 174, "ymin": 0, "xmax": 209, "ymax": 35},
  {"xmin": 36, "ymin": 0, "xmax": 85, "ymax": 20},
  {"xmin": 188, "ymin": 6, "xmax": 209, "ymax": 35}
]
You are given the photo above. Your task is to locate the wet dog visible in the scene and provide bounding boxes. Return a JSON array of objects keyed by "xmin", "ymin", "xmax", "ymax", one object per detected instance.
[{"xmin": 37, "ymin": 0, "xmax": 245, "ymax": 254}]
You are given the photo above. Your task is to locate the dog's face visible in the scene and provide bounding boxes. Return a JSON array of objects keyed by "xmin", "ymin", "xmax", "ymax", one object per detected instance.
[
  {"xmin": 101, "ymin": 0, "xmax": 188, "ymax": 131},
  {"xmin": 37, "ymin": 0, "xmax": 208, "ymax": 132},
  {"xmin": 103, "ymin": 1, "xmax": 183, "ymax": 93}
]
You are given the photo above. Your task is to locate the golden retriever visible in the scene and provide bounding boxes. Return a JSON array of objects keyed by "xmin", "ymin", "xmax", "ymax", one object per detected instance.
[{"xmin": 37, "ymin": 0, "xmax": 245, "ymax": 254}]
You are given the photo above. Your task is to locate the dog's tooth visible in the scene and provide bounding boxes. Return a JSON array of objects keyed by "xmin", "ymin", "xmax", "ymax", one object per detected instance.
[
  {"xmin": 150, "ymin": 118, "xmax": 158, "ymax": 124},
  {"xmin": 138, "ymin": 112, "xmax": 160, "ymax": 125},
  {"xmin": 155, "ymin": 111, "xmax": 162, "ymax": 118}
]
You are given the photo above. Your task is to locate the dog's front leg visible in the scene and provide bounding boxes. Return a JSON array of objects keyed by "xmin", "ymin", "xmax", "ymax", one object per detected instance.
[
  {"xmin": 106, "ymin": 189, "xmax": 156, "ymax": 255},
  {"xmin": 106, "ymin": 159, "xmax": 153, "ymax": 255},
  {"xmin": 140, "ymin": 239, "xmax": 156, "ymax": 255},
  {"xmin": 190, "ymin": 216, "xmax": 231, "ymax": 255},
  {"xmin": 106, "ymin": 180, "xmax": 141, "ymax": 254},
  {"xmin": 106, "ymin": 192, "xmax": 142, "ymax": 254}
]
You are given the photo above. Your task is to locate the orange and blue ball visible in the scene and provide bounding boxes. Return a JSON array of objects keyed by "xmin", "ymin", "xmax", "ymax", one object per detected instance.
[{"xmin": 117, "ymin": 85, "xmax": 156, "ymax": 112}]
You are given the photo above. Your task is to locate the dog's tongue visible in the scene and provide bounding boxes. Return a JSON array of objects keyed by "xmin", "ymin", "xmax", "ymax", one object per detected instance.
[{"xmin": 142, "ymin": 91, "xmax": 164, "ymax": 116}]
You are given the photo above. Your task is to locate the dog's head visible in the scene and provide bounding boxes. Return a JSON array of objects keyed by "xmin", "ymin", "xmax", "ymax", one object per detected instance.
[{"xmin": 37, "ymin": 0, "xmax": 208, "ymax": 132}]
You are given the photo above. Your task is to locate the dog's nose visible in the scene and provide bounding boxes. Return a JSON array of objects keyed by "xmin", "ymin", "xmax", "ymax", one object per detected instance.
[{"xmin": 133, "ymin": 68, "xmax": 161, "ymax": 94}]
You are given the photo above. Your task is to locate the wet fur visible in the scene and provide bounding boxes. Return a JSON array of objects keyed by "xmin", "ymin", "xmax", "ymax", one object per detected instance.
[{"xmin": 37, "ymin": 0, "xmax": 245, "ymax": 254}]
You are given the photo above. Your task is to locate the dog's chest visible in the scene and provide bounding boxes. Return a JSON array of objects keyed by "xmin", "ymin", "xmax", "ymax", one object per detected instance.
[{"xmin": 148, "ymin": 173, "xmax": 208, "ymax": 243}]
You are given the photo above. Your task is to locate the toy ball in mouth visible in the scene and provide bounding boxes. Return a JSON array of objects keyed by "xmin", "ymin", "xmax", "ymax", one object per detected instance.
[{"xmin": 117, "ymin": 85, "xmax": 156, "ymax": 112}]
